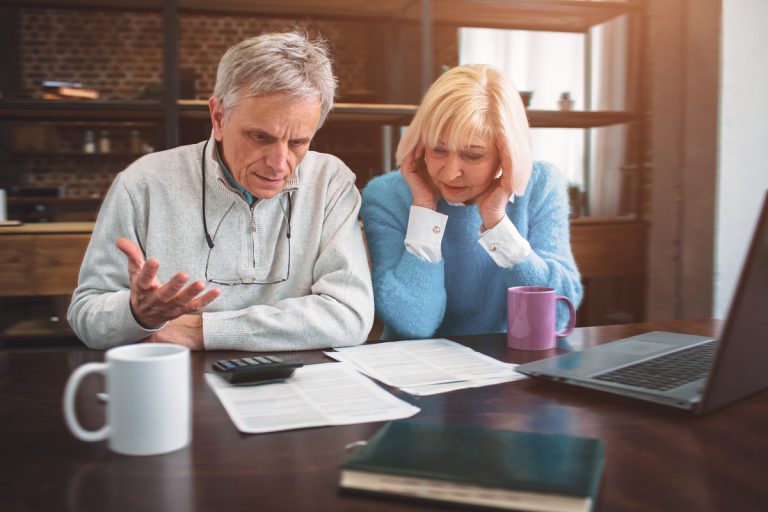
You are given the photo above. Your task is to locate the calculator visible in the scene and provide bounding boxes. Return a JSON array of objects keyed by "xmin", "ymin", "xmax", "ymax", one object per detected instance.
[{"xmin": 212, "ymin": 355, "xmax": 304, "ymax": 385}]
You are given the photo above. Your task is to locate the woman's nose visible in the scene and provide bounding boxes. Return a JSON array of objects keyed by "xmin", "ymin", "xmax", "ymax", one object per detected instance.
[{"xmin": 441, "ymin": 154, "xmax": 463, "ymax": 181}]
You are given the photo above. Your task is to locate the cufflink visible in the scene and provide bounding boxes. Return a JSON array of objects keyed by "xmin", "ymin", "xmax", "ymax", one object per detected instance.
[
  {"xmin": 432, "ymin": 226, "xmax": 441, "ymax": 234},
  {"xmin": 489, "ymin": 243, "xmax": 497, "ymax": 252}
]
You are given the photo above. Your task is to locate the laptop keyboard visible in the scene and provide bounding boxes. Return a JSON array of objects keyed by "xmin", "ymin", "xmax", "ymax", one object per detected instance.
[{"xmin": 592, "ymin": 341, "xmax": 719, "ymax": 391}]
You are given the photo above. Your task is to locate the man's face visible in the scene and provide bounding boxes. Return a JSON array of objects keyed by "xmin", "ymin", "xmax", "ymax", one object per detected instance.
[{"xmin": 209, "ymin": 92, "xmax": 321, "ymax": 200}]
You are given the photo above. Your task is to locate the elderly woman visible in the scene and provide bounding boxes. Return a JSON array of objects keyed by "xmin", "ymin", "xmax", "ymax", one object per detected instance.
[{"xmin": 361, "ymin": 64, "xmax": 582, "ymax": 340}]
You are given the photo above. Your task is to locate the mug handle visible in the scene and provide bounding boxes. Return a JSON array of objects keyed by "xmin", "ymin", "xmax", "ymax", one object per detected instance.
[
  {"xmin": 555, "ymin": 295, "xmax": 576, "ymax": 338},
  {"xmin": 63, "ymin": 362, "xmax": 110, "ymax": 442}
]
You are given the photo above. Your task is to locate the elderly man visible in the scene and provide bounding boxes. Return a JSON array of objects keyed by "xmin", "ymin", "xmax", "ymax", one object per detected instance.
[{"xmin": 68, "ymin": 31, "xmax": 374, "ymax": 351}]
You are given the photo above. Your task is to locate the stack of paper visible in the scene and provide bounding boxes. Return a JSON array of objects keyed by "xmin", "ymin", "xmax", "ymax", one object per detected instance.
[
  {"xmin": 206, "ymin": 362, "xmax": 419, "ymax": 434},
  {"xmin": 325, "ymin": 338, "xmax": 526, "ymax": 396}
]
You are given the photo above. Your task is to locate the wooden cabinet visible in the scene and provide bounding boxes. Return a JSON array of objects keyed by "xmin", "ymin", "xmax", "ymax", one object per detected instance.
[
  {"xmin": 0, "ymin": 224, "xmax": 91, "ymax": 296},
  {"xmin": 0, "ymin": 224, "xmax": 91, "ymax": 343},
  {"xmin": 1, "ymin": 217, "xmax": 641, "ymax": 294}
]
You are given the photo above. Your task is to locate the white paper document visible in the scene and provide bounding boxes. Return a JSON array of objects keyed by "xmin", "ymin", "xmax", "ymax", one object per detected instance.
[
  {"xmin": 324, "ymin": 338, "xmax": 526, "ymax": 396},
  {"xmin": 205, "ymin": 362, "xmax": 420, "ymax": 434}
]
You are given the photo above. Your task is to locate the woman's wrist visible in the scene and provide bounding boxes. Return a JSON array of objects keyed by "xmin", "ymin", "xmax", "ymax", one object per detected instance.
[
  {"xmin": 481, "ymin": 213, "xmax": 505, "ymax": 232},
  {"xmin": 413, "ymin": 199, "xmax": 437, "ymax": 211}
]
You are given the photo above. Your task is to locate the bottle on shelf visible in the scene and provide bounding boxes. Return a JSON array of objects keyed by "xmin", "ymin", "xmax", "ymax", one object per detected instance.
[
  {"xmin": 98, "ymin": 130, "xmax": 111, "ymax": 153},
  {"xmin": 83, "ymin": 130, "xmax": 96, "ymax": 154},
  {"xmin": 130, "ymin": 130, "xmax": 142, "ymax": 154}
]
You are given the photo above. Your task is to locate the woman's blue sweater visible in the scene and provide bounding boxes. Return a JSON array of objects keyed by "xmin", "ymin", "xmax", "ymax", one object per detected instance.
[{"xmin": 361, "ymin": 161, "xmax": 583, "ymax": 340}]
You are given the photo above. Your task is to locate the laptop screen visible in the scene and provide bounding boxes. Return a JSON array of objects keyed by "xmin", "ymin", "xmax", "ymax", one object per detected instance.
[{"xmin": 702, "ymin": 191, "xmax": 768, "ymax": 412}]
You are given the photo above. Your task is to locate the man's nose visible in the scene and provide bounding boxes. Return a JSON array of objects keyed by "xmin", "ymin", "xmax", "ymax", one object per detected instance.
[{"xmin": 264, "ymin": 143, "xmax": 290, "ymax": 174}]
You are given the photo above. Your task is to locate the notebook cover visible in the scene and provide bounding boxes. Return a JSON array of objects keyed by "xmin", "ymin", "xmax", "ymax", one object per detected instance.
[{"xmin": 340, "ymin": 420, "xmax": 604, "ymax": 498}]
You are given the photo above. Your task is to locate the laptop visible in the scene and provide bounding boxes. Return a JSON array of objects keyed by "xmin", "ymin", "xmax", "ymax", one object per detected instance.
[{"xmin": 517, "ymin": 191, "xmax": 768, "ymax": 414}]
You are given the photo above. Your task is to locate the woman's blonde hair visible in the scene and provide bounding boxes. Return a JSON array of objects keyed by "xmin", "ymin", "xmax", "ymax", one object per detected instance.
[{"xmin": 396, "ymin": 64, "xmax": 533, "ymax": 195}]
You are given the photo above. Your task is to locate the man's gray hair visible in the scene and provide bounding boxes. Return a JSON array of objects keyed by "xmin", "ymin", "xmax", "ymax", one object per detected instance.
[{"xmin": 213, "ymin": 31, "xmax": 337, "ymax": 126}]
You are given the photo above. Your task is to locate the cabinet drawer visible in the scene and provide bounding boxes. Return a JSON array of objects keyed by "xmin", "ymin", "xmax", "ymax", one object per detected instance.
[
  {"xmin": 571, "ymin": 221, "xmax": 646, "ymax": 279},
  {"xmin": 34, "ymin": 235, "xmax": 91, "ymax": 296},
  {"xmin": 0, "ymin": 236, "xmax": 36, "ymax": 295},
  {"xmin": 0, "ymin": 234, "xmax": 90, "ymax": 296}
]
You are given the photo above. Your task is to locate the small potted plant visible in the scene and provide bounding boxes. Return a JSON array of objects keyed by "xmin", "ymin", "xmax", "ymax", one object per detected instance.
[{"xmin": 558, "ymin": 91, "xmax": 575, "ymax": 111}]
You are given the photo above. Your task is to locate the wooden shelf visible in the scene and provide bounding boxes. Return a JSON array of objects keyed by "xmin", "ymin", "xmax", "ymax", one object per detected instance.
[
  {"xmin": 2, "ymin": 99, "xmax": 637, "ymax": 128},
  {"xmin": 3, "ymin": 0, "xmax": 162, "ymax": 11},
  {"xmin": 13, "ymin": 0, "xmax": 636, "ymax": 31},
  {"xmin": 177, "ymin": 100, "xmax": 422, "ymax": 124},
  {"xmin": 0, "ymin": 100, "xmax": 163, "ymax": 121},
  {"xmin": 0, "ymin": 221, "xmax": 95, "ymax": 235},
  {"xmin": 5, "ymin": 151, "xmax": 147, "ymax": 158},
  {"xmin": 421, "ymin": 0, "xmax": 636, "ymax": 32},
  {"xmin": 177, "ymin": 100, "xmax": 636, "ymax": 128},
  {"xmin": 178, "ymin": 0, "xmax": 635, "ymax": 32},
  {"xmin": 329, "ymin": 103, "xmax": 419, "ymax": 124},
  {"xmin": 528, "ymin": 110, "xmax": 638, "ymax": 128},
  {"xmin": 6, "ymin": 197, "xmax": 103, "ymax": 206},
  {"xmin": 570, "ymin": 215, "xmax": 639, "ymax": 225}
]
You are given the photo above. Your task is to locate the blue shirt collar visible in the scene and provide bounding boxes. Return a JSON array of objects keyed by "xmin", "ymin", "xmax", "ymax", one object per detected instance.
[{"xmin": 215, "ymin": 141, "xmax": 256, "ymax": 206}]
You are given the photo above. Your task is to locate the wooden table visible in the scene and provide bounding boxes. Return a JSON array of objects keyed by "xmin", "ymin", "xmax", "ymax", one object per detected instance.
[{"xmin": 1, "ymin": 319, "xmax": 766, "ymax": 511}]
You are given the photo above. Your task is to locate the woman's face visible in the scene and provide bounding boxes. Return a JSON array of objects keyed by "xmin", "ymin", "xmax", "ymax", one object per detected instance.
[{"xmin": 424, "ymin": 132, "xmax": 501, "ymax": 204}]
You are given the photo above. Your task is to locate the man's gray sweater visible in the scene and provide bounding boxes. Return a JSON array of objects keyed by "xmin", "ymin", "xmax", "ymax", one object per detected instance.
[{"xmin": 68, "ymin": 137, "xmax": 374, "ymax": 351}]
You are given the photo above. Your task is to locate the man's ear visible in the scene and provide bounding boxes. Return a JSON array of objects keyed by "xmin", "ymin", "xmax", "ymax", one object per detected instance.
[{"xmin": 208, "ymin": 97, "xmax": 225, "ymax": 141}]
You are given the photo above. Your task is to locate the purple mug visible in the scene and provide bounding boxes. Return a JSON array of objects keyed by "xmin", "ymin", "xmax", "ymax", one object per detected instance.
[{"xmin": 506, "ymin": 286, "xmax": 576, "ymax": 350}]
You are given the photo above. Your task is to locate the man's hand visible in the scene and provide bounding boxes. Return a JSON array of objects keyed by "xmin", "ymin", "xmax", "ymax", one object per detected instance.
[
  {"xmin": 475, "ymin": 141, "xmax": 514, "ymax": 231},
  {"xmin": 144, "ymin": 315, "xmax": 205, "ymax": 350},
  {"xmin": 116, "ymin": 238, "xmax": 221, "ymax": 329},
  {"xmin": 402, "ymin": 143, "xmax": 439, "ymax": 210}
]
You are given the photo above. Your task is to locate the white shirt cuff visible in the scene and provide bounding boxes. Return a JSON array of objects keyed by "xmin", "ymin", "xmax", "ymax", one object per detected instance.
[
  {"xmin": 404, "ymin": 205, "xmax": 448, "ymax": 262},
  {"xmin": 478, "ymin": 216, "xmax": 532, "ymax": 268}
]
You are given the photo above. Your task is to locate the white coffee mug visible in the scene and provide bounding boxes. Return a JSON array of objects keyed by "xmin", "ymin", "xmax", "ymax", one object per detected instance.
[{"xmin": 63, "ymin": 343, "xmax": 191, "ymax": 456}]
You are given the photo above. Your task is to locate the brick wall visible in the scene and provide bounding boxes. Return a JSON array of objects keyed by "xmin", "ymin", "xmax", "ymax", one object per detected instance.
[
  {"xmin": 180, "ymin": 15, "xmax": 372, "ymax": 100},
  {"xmin": 10, "ymin": 7, "xmax": 457, "ymax": 217},
  {"xmin": 18, "ymin": 8, "xmax": 376, "ymax": 100},
  {"xmin": 19, "ymin": 8, "xmax": 163, "ymax": 100}
]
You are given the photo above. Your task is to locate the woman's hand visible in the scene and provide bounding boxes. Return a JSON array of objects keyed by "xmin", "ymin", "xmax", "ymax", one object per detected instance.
[
  {"xmin": 402, "ymin": 143, "xmax": 439, "ymax": 210},
  {"xmin": 476, "ymin": 141, "xmax": 514, "ymax": 231}
]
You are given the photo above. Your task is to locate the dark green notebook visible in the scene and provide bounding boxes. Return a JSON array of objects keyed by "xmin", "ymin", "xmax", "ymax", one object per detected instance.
[{"xmin": 339, "ymin": 420, "xmax": 605, "ymax": 512}]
